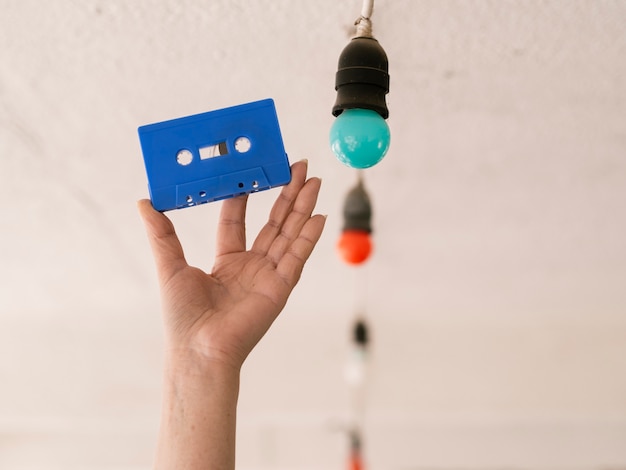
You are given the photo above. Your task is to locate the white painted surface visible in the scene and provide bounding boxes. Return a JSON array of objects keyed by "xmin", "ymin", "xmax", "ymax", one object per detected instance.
[{"xmin": 1, "ymin": 0, "xmax": 625, "ymax": 468}]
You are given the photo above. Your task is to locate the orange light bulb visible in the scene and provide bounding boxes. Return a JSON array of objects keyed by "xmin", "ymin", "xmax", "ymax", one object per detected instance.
[{"xmin": 337, "ymin": 230, "xmax": 373, "ymax": 265}]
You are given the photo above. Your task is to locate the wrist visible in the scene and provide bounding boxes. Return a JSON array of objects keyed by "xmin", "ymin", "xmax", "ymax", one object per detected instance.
[
  {"xmin": 157, "ymin": 348, "xmax": 241, "ymax": 470},
  {"xmin": 164, "ymin": 347, "xmax": 242, "ymax": 383}
]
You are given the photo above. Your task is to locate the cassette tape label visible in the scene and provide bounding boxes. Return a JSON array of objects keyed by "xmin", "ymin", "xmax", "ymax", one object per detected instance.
[{"xmin": 139, "ymin": 99, "xmax": 291, "ymax": 211}]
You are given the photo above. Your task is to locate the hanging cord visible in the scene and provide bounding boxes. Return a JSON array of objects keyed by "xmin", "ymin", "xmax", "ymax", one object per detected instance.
[{"xmin": 355, "ymin": 0, "xmax": 374, "ymax": 37}]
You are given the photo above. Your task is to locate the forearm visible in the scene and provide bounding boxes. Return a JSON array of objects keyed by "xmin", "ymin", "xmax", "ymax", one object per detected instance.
[{"xmin": 155, "ymin": 352, "xmax": 241, "ymax": 470}]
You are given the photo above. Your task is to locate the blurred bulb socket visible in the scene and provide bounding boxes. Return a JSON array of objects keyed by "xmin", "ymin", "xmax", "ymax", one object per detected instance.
[
  {"xmin": 343, "ymin": 179, "xmax": 373, "ymax": 233},
  {"xmin": 353, "ymin": 318, "xmax": 369, "ymax": 347}
]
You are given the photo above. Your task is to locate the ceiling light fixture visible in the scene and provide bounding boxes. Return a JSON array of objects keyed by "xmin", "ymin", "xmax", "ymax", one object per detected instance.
[
  {"xmin": 337, "ymin": 176, "xmax": 374, "ymax": 265},
  {"xmin": 330, "ymin": 0, "xmax": 390, "ymax": 169}
]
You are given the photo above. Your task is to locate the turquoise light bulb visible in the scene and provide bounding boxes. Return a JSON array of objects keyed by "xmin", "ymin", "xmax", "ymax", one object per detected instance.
[{"xmin": 330, "ymin": 108, "xmax": 390, "ymax": 169}]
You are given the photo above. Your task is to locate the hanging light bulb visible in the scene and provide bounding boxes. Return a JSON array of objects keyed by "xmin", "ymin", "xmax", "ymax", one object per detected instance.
[
  {"xmin": 345, "ymin": 318, "xmax": 370, "ymax": 386},
  {"xmin": 337, "ymin": 230, "xmax": 372, "ymax": 265},
  {"xmin": 345, "ymin": 318, "xmax": 370, "ymax": 470},
  {"xmin": 330, "ymin": 1, "xmax": 390, "ymax": 169},
  {"xmin": 348, "ymin": 429, "xmax": 365, "ymax": 470},
  {"xmin": 337, "ymin": 176, "xmax": 373, "ymax": 265}
]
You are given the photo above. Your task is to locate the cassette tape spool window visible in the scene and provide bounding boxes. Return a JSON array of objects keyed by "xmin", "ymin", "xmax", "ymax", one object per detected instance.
[
  {"xmin": 199, "ymin": 141, "xmax": 228, "ymax": 160},
  {"xmin": 195, "ymin": 137, "xmax": 251, "ymax": 163}
]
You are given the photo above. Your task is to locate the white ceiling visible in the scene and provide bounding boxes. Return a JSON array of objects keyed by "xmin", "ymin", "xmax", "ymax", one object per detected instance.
[{"xmin": 1, "ymin": 1, "xmax": 626, "ymax": 468}]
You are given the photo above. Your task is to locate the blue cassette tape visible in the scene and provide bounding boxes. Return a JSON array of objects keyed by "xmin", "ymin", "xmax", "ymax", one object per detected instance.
[{"xmin": 138, "ymin": 98, "xmax": 291, "ymax": 211}]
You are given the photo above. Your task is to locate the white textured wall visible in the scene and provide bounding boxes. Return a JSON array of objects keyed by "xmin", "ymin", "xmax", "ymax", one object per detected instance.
[{"xmin": 1, "ymin": 1, "xmax": 625, "ymax": 469}]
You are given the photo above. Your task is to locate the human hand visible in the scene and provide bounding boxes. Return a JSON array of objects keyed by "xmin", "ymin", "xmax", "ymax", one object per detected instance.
[{"xmin": 138, "ymin": 160, "xmax": 325, "ymax": 372}]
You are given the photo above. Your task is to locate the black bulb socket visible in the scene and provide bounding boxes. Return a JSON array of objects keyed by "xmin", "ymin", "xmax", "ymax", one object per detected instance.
[
  {"xmin": 332, "ymin": 36, "xmax": 390, "ymax": 119},
  {"xmin": 343, "ymin": 179, "xmax": 372, "ymax": 233},
  {"xmin": 353, "ymin": 319, "xmax": 369, "ymax": 347}
]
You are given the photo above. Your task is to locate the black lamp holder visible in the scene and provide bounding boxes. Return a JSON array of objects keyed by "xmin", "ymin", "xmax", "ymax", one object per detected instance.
[{"xmin": 332, "ymin": 17, "xmax": 390, "ymax": 119}]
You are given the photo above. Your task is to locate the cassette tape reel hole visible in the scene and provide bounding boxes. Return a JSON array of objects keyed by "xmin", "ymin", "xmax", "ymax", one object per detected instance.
[
  {"xmin": 234, "ymin": 136, "xmax": 251, "ymax": 153},
  {"xmin": 176, "ymin": 149, "xmax": 193, "ymax": 166}
]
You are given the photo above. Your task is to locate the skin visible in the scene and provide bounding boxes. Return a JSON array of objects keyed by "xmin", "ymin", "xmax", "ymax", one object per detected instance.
[{"xmin": 137, "ymin": 160, "xmax": 326, "ymax": 469}]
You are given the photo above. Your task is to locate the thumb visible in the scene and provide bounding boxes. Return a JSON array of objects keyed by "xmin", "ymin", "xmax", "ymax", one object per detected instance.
[{"xmin": 137, "ymin": 199, "xmax": 187, "ymax": 283}]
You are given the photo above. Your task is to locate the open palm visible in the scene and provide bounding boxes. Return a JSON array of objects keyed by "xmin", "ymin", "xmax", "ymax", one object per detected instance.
[{"xmin": 138, "ymin": 160, "xmax": 325, "ymax": 370}]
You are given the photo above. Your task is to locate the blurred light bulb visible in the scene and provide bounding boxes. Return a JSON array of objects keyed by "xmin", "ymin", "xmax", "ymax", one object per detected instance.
[
  {"xmin": 345, "ymin": 318, "xmax": 370, "ymax": 386},
  {"xmin": 330, "ymin": 109, "xmax": 390, "ymax": 169},
  {"xmin": 337, "ymin": 229, "xmax": 373, "ymax": 265}
]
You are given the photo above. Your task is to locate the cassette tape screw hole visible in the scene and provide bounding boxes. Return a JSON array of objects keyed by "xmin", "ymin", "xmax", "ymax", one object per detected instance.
[
  {"xmin": 238, "ymin": 182, "xmax": 244, "ymax": 188},
  {"xmin": 176, "ymin": 149, "xmax": 193, "ymax": 166},
  {"xmin": 235, "ymin": 137, "xmax": 251, "ymax": 153},
  {"xmin": 252, "ymin": 181, "xmax": 259, "ymax": 189}
]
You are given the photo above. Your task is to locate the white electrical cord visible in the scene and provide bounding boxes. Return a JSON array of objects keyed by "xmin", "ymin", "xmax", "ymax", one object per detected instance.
[
  {"xmin": 361, "ymin": 0, "xmax": 374, "ymax": 18},
  {"xmin": 355, "ymin": 0, "xmax": 374, "ymax": 37}
]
